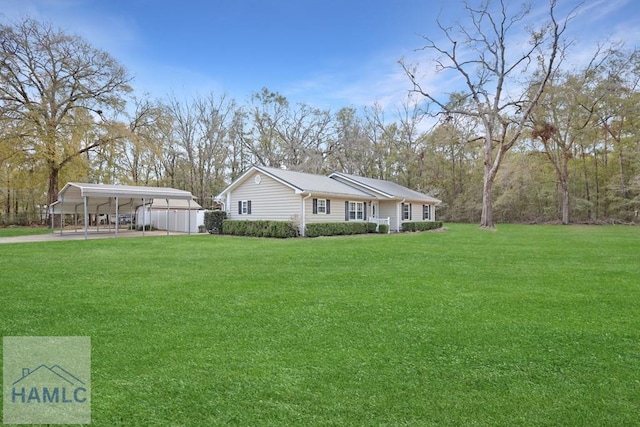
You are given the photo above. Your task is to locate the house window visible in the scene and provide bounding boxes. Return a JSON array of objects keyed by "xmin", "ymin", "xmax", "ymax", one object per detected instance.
[
  {"xmin": 348, "ymin": 201, "xmax": 364, "ymax": 221},
  {"xmin": 317, "ymin": 199, "xmax": 326, "ymax": 214},
  {"xmin": 402, "ymin": 203, "xmax": 411, "ymax": 220},
  {"xmin": 313, "ymin": 198, "xmax": 330, "ymax": 214},
  {"xmin": 423, "ymin": 204, "xmax": 431, "ymax": 220},
  {"xmin": 238, "ymin": 200, "xmax": 252, "ymax": 215}
]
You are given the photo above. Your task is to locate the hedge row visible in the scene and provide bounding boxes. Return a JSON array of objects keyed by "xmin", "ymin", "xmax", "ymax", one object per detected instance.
[
  {"xmin": 222, "ymin": 219, "xmax": 299, "ymax": 238},
  {"xmin": 305, "ymin": 222, "xmax": 377, "ymax": 238},
  {"xmin": 215, "ymin": 219, "xmax": 443, "ymax": 238},
  {"xmin": 401, "ymin": 221, "xmax": 444, "ymax": 232}
]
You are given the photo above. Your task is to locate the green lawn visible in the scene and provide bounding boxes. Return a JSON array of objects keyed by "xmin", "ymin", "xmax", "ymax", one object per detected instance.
[
  {"xmin": 0, "ymin": 226, "xmax": 51, "ymax": 238},
  {"xmin": 1, "ymin": 224, "xmax": 638, "ymax": 426}
]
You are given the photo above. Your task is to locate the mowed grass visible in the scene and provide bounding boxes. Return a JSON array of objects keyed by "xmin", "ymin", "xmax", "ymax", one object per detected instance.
[
  {"xmin": 0, "ymin": 226, "xmax": 51, "ymax": 238},
  {"xmin": 1, "ymin": 224, "xmax": 638, "ymax": 426}
]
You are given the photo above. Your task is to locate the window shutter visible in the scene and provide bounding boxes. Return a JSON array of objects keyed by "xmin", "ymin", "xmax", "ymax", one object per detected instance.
[
  {"xmin": 247, "ymin": 200, "xmax": 252, "ymax": 214},
  {"xmin": 238, "ymin": 201, "xmax": 242, "ymax": 215},
  {"xmin": 345, "ymin": 201, "xmax": 349, "ymax": 221},
  {"xmin": 409, "ymin": 203, "xmax": 412, "ymax": 220},
  {"xmin": 312, "ymin": 198, "xmax": 318, "ymax": 214},
  {"xmin": 423, "ymin": 205, "xmax": 426, "ymax": 220},
  {"xmin": 364, "ymin": 202, "xmax": 367, "ymax": 220},
  {"xmin": 326, "ymin": 200, "xmax": 330, "ymax": 214},
  {"xmin": 401, "ymin": 203, "xmax": 405, "ymax": 220}
]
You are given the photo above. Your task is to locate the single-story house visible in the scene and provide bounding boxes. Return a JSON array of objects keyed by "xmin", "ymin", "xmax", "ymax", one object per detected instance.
[{"xmin": 216, "ymin": 165, "xmax": 441, "ymax": 236}]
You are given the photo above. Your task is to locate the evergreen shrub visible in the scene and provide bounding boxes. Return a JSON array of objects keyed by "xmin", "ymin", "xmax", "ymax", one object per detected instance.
[
  {"xmin": 401, "ymin": 221, "xmax": 443, "ymax": 232},
  {"xmin": 205, "ymin": 210, "xmax": 227, "ymax": 234},
  {"xmin": 222, "ymin": 220, "xmax": 298, "ymax": 238}
]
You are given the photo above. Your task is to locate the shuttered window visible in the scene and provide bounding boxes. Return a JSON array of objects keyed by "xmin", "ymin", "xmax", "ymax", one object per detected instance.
[
  {"xmin": 238, "ymin": 200, "xmax": 252, "ymax": 215},
  {"xmin": 423, "ymin": 204, "xmax": 431, "ymax": 220},
  {"xmin": 313, "ymin": 198, "xmax": 330, "ymax": 214},
  {"xmin": 347, "ymin": 201, "xmax": 365, "ymax": 221},
  {"xmin": 402, "ymin": 203, "xmax": 412, "ymax": 220}
]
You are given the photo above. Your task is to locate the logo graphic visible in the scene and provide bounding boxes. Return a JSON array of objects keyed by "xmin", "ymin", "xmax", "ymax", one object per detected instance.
[
  {"xmin": 3, "ymin": 336, "xmax": 91, "ymax": 424},
  {"xmin": 11, "ymin": 364, "xmax": 88, "ymax": 404}
]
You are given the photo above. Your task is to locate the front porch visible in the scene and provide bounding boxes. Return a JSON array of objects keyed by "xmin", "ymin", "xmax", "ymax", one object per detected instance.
[{"xmin": 369, "ymin": 216, "xmax": 391, "ymax": 233}]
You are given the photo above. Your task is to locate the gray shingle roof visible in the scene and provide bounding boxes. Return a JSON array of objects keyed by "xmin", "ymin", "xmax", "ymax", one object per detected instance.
[
  {"xmin": 218, "ymin": 165, "xmax": 441, "ymax": 204},
  {"xmin": 255, "ymin": 166, "xmax": 374, "ymax": 198},
  {"xmin": 330, "ymin": 172, "xmax": 441, "ymax": 203}
]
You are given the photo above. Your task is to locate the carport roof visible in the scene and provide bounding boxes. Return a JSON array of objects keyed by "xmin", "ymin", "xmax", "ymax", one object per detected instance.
[
  {"xmin": 58, "ymin": 182, "xmax": 194, "ymax": 199},
  {"xmin": 50, "ymin": 182, "xmax": 196, "ymax": 214}
]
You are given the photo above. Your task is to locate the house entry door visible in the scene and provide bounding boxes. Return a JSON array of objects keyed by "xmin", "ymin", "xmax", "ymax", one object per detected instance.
[{"xmin": 370, "ymin": 202, "xmax": 378, "ymax": 221}]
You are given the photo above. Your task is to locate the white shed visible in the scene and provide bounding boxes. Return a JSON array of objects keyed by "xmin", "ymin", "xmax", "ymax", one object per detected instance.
[{"xmin": 136, "ymin": 199, "xmax": 204, "ymax": 233}]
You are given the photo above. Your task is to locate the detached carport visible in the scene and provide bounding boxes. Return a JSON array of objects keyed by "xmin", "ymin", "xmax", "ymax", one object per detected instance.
[{"xmin": 49, "ymin": 183, "xmax": 196, "ymax": 240}]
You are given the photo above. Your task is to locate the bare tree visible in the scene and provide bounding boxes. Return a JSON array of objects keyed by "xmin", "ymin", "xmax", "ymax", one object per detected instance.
[
  {"xmin": 401, "ymin": 0, "xmax": 570, "ymax": 228},
  {"xmin": 245, "ymin": 88, "xmax": 332, "ymax": 173},
  {"xmin": 163, "ymin": 93, "xmax": 237, "ymax": 204},
  {"xmin": 363, "ymin": 103, "xmax": 397, "ymax": 180},
  {"xmin": 194, "ymin": 93, "xmax": 238, "ymax": 201},
  {"xmin": 117, "ymin": 96, "xmax": 168, "ymax": 185},
  {"xmin": 531, "ymin": 49, "xmax": 612, "ymax": 224},
  {"xmin": 594, "ymin": 48, "xmax": 640, "ymax": 220},
  {"xmin": 327, "ymin": 107, "xmax": 369, "ymax": 174},
  {"xmin": 0, "ymin": 18, "xmax": 131, "ymax": 212}
]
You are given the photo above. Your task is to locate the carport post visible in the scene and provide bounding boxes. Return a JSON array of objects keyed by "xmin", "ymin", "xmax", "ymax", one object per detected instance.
[
  {"xmin": 142, "ymin": 198, "xmax": 146, "ymax": 236},
  {"xmin": 60, "ymin": 195, "xmax": 65, "ymax": 236},
  {"xmin": 83, "ymin": 196, "xmax": 89, "ymax": 240},
  {"xmin": 115, "ymin": 197, "xmax": 119, "ymax": 236}
]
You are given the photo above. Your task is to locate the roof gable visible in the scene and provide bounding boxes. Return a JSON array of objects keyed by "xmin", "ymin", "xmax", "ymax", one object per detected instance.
[{"xmin": 217, "ymin": 165, "xmax": 374, "ymax": 199}]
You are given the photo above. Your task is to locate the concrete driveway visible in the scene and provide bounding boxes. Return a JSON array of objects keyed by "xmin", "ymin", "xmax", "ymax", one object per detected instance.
[{"xmin": 0, "ymin": 229, "xmax": 190, "ymax": 244}]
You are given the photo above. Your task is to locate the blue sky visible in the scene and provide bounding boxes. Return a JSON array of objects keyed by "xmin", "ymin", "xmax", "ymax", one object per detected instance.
[{"xmin": 2, "ymin": 0, "xmax": 639, "ymax": 111}]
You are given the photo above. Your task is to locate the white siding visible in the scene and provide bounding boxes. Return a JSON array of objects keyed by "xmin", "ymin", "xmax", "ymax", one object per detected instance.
[
  {"xmin": 227, "ymin": 171, "xmax": 301, "ymax": 221},
  {"xmin": 378, "ymin": 202, "xmax": 400, "ymax": 232},
  {"xmin": 304, "ymin": 197, "xmax": 371, "ymax": 224}
]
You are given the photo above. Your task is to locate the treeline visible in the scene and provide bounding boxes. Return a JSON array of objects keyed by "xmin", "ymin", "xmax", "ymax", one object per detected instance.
[{"xmin": 1, "ymin": 17, "xmax": 639, "ymax": 225}]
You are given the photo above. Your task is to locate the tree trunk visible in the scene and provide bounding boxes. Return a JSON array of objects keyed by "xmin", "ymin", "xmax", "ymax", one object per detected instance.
[
  {"xmin": 480, "ymin": 135, "xmax": 503, "ymax": 230},
  {"xmin": 580, "ymin": 145, "xmax": 591, "ymax": 219},
  {"xmin": 480, "ymin": 142, "xmax": 498, "ymax": 229},
  {"xmin": 47, "ymin": 166, "xmax": 61, "ymax": 226},
  {"xmin": 561, "ymin": 178, "xmax": 570, "ymax": 225},
  {"xmin": 593, "ymin": 144, "xmax": 599, "ymax": 221},
  {"xmin": 480, "ymin": 173, "xmax": 494, "ymax": 228},
  {"xmin": 618, "ymin": 149, "xmax": 627, "ymax": 197},
  {"xmin": 561, "ymin": 154, "xmax": 570, "ymax": 225}
]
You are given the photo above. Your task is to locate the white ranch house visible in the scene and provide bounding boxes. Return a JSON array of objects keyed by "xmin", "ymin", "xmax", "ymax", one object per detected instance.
[{"xmin": 216, "ymin": 165, "xmax": 441, "ymax": 236}]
